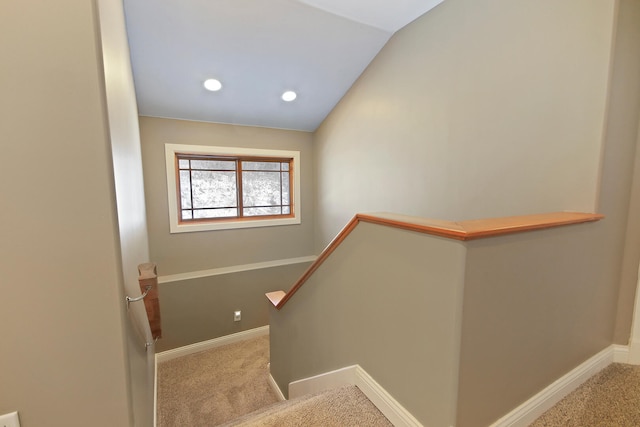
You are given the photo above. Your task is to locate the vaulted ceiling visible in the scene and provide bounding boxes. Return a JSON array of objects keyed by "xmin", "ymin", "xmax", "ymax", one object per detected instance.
[{"xmin": 124, "ymin": 0, "xmax": 444, "ymax": 131}]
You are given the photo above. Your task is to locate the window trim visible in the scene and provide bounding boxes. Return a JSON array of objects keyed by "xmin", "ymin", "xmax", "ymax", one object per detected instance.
[{"xmin": 165, "ymin": 144, "xmax": 301, "ymax": 233}]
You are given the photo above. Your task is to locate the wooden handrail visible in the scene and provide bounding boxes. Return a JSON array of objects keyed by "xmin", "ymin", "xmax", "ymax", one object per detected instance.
[
  {"xmin": 272, "ymin": 216, "xmax": 360, "ymax": 308},
  {"xmin": 358, "ymin": 211, "xmax": 604, "ymax": 241},
  {"xmin": 267, "ymin": 211, "xmax": 604, "ymax": 309},
  {"xmin": 138, "ymin": 262, "xmax": 162, "ymax": 340}
]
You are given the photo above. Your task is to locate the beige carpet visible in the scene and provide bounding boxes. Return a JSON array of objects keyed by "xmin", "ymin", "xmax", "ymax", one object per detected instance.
[
  {"xmin": 222, "ymin": 385, "xmax": 392, "ymax": 427},
  {"xmin": 157, "ymin": 335, "xmax": 279, "ymax": 426},
  {"xmin": 530, "ymin": 363, "xmax": 640, "ymax": 426},
  {"xmin": 157, "ymin": 334, "xmax": 391, "ymax": 426}
]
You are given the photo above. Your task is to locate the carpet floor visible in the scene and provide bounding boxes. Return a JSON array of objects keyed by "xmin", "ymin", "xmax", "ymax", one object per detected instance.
[
  {"xmin": 157, "ymin": 335, "xmax": 279, "ymax": 426},
  {"xmin": 222, "ymin": 385, "xmax": 392, "ymax": 427},
  {"xmin": 156, "ymin": 334, "xmax": 390, "ymax": 426},
  {"xmin": 160, "ymin": 336, "xmax": 640, "ymax": 426},
  {"xmin": 530, "ymin": 363, "xmax": 640, "ymax": 426}
]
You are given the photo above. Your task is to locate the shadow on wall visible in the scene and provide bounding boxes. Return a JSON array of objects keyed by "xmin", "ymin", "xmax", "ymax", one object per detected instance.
[{"xmin": 156, "ymin": 262, "xmax": 311, "ymax": 352}]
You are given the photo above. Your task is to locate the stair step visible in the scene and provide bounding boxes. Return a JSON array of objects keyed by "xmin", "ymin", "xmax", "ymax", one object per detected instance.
[{"xmin": 220, "ymin": 385, "xmax": 393, "ymax": 426}]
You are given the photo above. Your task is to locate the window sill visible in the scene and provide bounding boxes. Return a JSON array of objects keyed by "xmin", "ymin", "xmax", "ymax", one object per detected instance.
[{"xmin": 170, "ymin": 216, "xmax": 301, "ymax": 233}]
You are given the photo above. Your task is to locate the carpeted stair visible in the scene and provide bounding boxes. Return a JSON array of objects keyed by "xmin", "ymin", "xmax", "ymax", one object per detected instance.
[{"xmin": 220, "ymin": 385, "xmax": 393, "ymax": 427}]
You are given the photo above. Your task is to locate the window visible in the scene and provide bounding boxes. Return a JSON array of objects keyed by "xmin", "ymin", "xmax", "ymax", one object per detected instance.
[{"xmin": 165, "ymin": 144, "xmax": 301, "ymax": 233}]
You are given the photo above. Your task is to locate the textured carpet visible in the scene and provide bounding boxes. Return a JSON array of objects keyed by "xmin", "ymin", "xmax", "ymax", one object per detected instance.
[
  {"xmin": 530, "ymin": 363, "xmax": 640, "ymax": 426},
  {"xmin": 222, "ymin": 385, "xmax": 393, "ymax": 427},
  {"xmin": 157, "ymin": 334, "xmax": 393, "ymax": 426},
  {"xmin": 157, "ymin": 335, "xmax": 279, "ymax": 426}
]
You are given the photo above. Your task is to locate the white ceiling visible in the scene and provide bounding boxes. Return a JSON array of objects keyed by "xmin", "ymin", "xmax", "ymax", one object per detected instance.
[{"xmin": 123, "ymin": 0, "xmax": 444, "ymax": 132}]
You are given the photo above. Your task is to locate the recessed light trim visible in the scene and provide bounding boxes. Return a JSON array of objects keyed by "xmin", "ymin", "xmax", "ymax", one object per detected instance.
[
  {"xmin": 204, "ymin": 79, "xmax": 222, "ymax": 91},
  {"xmin": 282, "ymin": 91, "xmax": 297, "ymax": 102}
]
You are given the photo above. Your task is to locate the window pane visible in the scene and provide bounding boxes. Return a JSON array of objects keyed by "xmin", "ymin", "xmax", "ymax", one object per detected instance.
[
  {"xmin": 190, "ymin": 159, "xmax": 236, "ymax": 170},
  {"xmin": 181, "ymin": 210, "xmax": 193, "ymax": 220},
  {"xmin": 179, "ymin": 170, "xmax": 192, "ymax": 209},
  {"xmin": 178, "ymin": 159, "xmax": 190, "ymax": 169},
  {"xmin": 191, "ymin": 170, "xmax": 237, "ymax": 208},
  {"xmin": 193, "ymin": 208, "xmax": 237, "ymax": 219},
  {"xmin": 282, "ymin": 206, "xmax": 291, "ymax": 215},
  {"xmin": 281, "ymin": 162, "xmax": 289, "ymax": 171},
  {"xmin": 242, "ymin": 171, "xmax": 281, "ymax": 207},
  {"xmin": 281, "ymin": 172, "xmax": 290, "ymax": 205},
  {"xmin": 242, "ymin": 161, "xmax": 281, "ymax": 171},
  {"xmin": 244, "ymin": 207, "xmax": 282, "ymax": 216}
]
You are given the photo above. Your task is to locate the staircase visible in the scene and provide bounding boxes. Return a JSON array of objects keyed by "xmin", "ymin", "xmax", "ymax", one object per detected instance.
[{"xmin": 221, "ymin": 385, "xmax": 392, "ymax": 426}]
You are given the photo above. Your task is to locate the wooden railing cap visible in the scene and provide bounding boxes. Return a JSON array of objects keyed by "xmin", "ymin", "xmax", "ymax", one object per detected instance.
[
  {"xmin": 358, "ymin": 211, "xmax": 604, "ymax": 241},
  {"xmin": 267, "ymin": 211, "xmax": 603, "ymax": 309}
]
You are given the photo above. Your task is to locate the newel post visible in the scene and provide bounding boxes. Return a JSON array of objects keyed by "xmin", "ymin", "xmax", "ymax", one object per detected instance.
[{"xmin": 138, "ymin": 262, "xmax": 162, "ymax": 340}]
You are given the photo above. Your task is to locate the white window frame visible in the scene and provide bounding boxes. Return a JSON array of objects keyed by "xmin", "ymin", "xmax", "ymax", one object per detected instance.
[{"xmin": 165, "ymin": 144, "xmax": 301, "ymax": 233}]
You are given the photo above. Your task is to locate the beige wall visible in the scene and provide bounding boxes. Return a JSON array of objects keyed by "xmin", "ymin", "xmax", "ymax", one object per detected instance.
[
  {"xmin": 610, "ymin": 0, "xmax": 640, "ymax": 344},
  {"xmin": 270, "ymin": 222, "xmax": 467, "ymax": 427},
  {"xmin": 139, "ymin": 116, "xmax": 315, "ymax": 275},
  {"xmin": 139, "ymin": 117, "xmax": 315, "ymax": 348},
  {"xmin": 313, "ymin": 0, "xmax": 615, "ymax": 250},
  {"xmin": 157, "ymin": 262, "xmax": 310, "ymax": 351},
  {"xmin": 0, "ymin": 0, "xmax": 132, "ymax": 425},
  {"xmin": 270, "ymin": 217, "xmax": 614, "ymax": 426},
  {"xmin": 97, "ymin": 0, "xmax": 154, "ymax": 425},
  {"xmin": 458, "ymin": 222, "xmax": 616, "ymax": 426},
  {"xmin": 275, "ymin": 0, "xmax": 639, "ymax": 425}
]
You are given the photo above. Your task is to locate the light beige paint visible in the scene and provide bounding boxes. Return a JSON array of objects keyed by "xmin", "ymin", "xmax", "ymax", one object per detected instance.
[
  {"xmin": 455, "ymin": 5, "xmax": 640, "ymax": 424},
  {"xmin": 0, "ymin": 0, "xmax": 131, "ymax": 425},
  {"xmin": 457, "ymin": 222, "xmax": 615, "ymax": 426},
  {"xmin": 271, "ymin": 1, "xmax": 640, "ymax": 426},
  {"xmin": 611, "ymin": 0, "xmax": 640, "ymax": 345},
  {"xmin": 139, "ymin": 116, "xmax": 315, "ymax": 275},
  {"xmin": 97, "ymin": 0, "xmax": 154, "ymax": 425},
  {"xmin": 622, "ymin": 109, "xmax": 640, "ymax": 354},
  {"xmin": 269, "ymin": 217, "xmax": 614, "ymax": 426},
  {"xmin": 157, "ymin": 262, "xmax": 310, "ymax": 351},
  {"xmin": 313, "ymin": 0, "xmax": 615, "ymax": 250},
  {"xmin": 270, "ymin": 222, "xmax": 467, "ymax": 427}
]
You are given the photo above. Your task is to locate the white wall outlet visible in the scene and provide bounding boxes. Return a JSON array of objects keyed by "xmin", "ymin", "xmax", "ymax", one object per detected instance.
[
  {"xmin": 234, "ymin": 310, "xmax": 241, "ymax": 321},
  {"xmin": 0, "ymin": 411, "xmax": 20, "ymax": 427}
]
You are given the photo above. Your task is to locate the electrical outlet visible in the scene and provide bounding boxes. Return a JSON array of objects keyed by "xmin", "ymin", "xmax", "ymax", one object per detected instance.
[
  {"xmin": 234, "ymin": 310, "xmax": 241, "ymax": 321},
  {"xmin": 0, "ymin": 411, "xmax": 20, "ymax": 427}
]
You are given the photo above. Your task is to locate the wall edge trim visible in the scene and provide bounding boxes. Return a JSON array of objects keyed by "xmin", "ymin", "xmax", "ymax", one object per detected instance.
[
  {"xmin": 355, "ymin": 365, "xmax": 424, "ymax": 427},
  {"xmin": 158, "ymin": 256, "xmax": 317, "ymax": 284},
  {"xmin": 614, "ymin": 344, "xmax": 631, "ymax": 363},
  {"xmin": 155, "ymin": 325, "xmax": 269, "ymax": 362},
  {"xmin": 268, "ymin": 373, "xmax": 286, "ymax": 401},
  {"xmin": 489, "ymin": 345, "xmax": 622, "ymax": 427},
  {"xmin": 154, "ymin": 349, "xmax": 158, "ymax": 427}
]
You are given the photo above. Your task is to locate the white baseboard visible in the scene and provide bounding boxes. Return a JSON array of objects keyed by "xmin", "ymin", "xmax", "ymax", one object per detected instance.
[
  {"xmin": 289, "ymin": 365, "xmax": 358, "ymax": 398},
  {"xmin": 268, "ymin": 373, "xmax": 286, "ymax": 401},
  {"xmin": 156, "ymin": 325, "xmax": 269, "ymax": 363},
  {"xmin": 490, "ymin": 345, "xmax": 623, "ymax": 427},
  {"xmin": 355, "ymin": 366, "xmax": 424, "ymax": 427},
  {"xmin": 626, "ymin": 340, "xmax": 640, "ymax": 364},
  {"xmin": 154, "ymin": 333, "xmax": 631, "ymax": 427},
  {"xmin": 614, "ymin": 344, "xmax": 630, "ymax": 363},
  {"xmin": 288, "ymin": 365, "xmax": 423, "ymax": 427}
]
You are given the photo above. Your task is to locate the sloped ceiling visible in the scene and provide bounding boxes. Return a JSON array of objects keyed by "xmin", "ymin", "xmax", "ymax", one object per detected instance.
[{"xmin": 124, "ymin": 0, "xmax": 444, "ymax": 131}]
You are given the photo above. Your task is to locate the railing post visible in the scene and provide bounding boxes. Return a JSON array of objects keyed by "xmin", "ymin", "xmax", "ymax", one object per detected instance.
[{"xmin": 138, "ymin": 262, "xmax": 161, "ymax": 340}]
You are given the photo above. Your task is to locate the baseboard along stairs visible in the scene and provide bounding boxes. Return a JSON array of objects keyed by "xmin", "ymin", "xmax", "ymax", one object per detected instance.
[{"xmin": 155, "ymin": 326, "xmax": 631, "ymax": 427}]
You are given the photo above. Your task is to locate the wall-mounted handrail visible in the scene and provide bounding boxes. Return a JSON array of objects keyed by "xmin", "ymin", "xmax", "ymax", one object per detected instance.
[
  {"xmin": 138, "ymin": 262, "xmax": 162, "ymax": 341},
  {"xmin": 267, "ymin": 211, "xmax": 604, "ymax": 309},
  {"xmin": 125, "ymin": 285, "xmax": 153, "ymax": 309},
  {"xmin": 271, "ymin": 216, "xmax": 359, "ymax": 308}
]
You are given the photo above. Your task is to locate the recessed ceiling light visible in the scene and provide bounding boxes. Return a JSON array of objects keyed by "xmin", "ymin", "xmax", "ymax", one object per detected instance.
[
  {"xmin": 281, "ymin": 91, "xmax": 297, "ymax": 102},
  {"xmin": 204, "ymin": 79, "xmax": 222, "ymax": 91}
]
